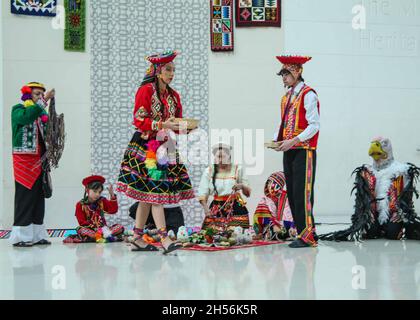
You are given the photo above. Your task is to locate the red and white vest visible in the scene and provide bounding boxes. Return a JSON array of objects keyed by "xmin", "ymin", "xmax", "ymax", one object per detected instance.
[{"xmin": 278, "ymin": 84, "xmax": 320, "ymax": 150}]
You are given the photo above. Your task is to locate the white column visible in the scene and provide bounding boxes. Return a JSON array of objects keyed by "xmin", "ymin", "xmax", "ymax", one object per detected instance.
[{"xmin": 0, "ymin": 2, "xmax": 4, "ymax": 228}]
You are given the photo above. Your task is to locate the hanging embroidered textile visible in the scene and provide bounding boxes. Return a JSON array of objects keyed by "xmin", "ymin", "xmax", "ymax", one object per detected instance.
[
  {"xmin": 211, "ymin": 0, "xmax": 234, "ymax": 51},
  {"xmin": 235, "ymin": 0, "xmax": 281, "ymax": 27},
  {"xmin": 64, "ymin": 0, "xmax": 86, "ymax": 52},
  {"xmin": 11, "ymin": 0, "xmax": 57, "ymax": 17}
]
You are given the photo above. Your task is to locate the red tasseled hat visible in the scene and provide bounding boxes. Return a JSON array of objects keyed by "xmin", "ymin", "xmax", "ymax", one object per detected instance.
[
  {"xmin": 276, "ymin": 55, "xmax": 312, "ymax": 65},
  {"xmin": 82, "ymin": 175, "xmax": 105, "ymax": 187}
]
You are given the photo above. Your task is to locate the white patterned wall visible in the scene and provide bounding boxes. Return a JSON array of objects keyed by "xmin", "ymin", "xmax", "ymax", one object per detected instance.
[
  {"xmin": 1, "ymin": 0, "xmax": 91, "ymax": 229},
  {"xmin": 90, "ymin": 0, "xmax": 209, "ymax": 227},
  {"xmin": 282, "ymin": 0, "xmax": 420, "ymax": 216},
  {"xmin": 0, "ymin": 2, "xmax": 4, "ymax": 228}
]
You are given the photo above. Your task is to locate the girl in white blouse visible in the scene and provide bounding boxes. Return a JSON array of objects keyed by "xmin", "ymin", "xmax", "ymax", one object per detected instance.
[{"xmin": 198, "ymin": 144, "xmax": 252, "ymax": 230}]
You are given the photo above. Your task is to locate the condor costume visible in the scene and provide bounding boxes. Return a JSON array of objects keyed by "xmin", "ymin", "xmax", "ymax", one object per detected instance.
[
  {"xmin": 9, "ymin": 82, "xmax": 50, "ymax": 247},
  {"xmin": 274, "ymin": 55, "xmax": 320, "ymax": 248},
  {"xmin": 320, "ymin": 137, "xmax": 420, "ymax": 241}
]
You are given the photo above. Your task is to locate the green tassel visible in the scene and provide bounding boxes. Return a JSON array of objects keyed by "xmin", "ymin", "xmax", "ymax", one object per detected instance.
[{"xmin": 148, "ymin": 168, "xmax": 163, "ymax": 180}]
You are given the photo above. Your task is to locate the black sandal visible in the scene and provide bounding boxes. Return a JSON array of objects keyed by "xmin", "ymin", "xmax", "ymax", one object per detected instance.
[
  {"xmin": 131, "ymin": 239, "xmax": 158, "ymax": 252},
  {"xmin": 34, "ymin": 239, "xmax": 52, "ymax": 246},
  {"xmin": 162, "ymin": 242, "xmax": 182, "ymax": 255},
  {"xmin": 13, "ymin": 241, "xmax": 33, "ymax": 247}
]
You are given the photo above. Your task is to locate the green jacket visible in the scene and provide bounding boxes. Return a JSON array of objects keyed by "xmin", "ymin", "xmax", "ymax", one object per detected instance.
[{"xmin": 11, "ymin": 103, "xmax": 47, "ymax": 155}]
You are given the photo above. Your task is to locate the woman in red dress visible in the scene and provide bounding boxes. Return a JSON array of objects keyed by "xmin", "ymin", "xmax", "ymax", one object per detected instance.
[{"xmin": 117, "ymin": 51, "xmax": 195, "ymax": 254}]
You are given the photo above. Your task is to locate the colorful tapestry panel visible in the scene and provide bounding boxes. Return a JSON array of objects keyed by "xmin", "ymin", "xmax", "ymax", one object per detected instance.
[
  {"xmin": 64, "ymin": 0, "xmax": 86, "ymax": 52},
  {"xmin": 211, "ymin": 0, "xmax": 234, "ymax": 51},
  {"xmin": 11, "ymin": 0, "xmax": 57, "ymax": 17},
  {"xmin": 235, "ymin": 0, "xmax": 281, "ymax": 27}
]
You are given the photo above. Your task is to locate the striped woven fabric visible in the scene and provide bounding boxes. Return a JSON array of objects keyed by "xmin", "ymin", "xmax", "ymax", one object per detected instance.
[
  {"xmin": 151, "ymin": 240, "xmax": 285, "ymax": 252},
  {"xmin": 47, "ymin": 229, "xmax": 71, "ymax": 237},
  {"xmin": 13, "ymin": 153, "xmax": 42, "ymax": 190},
  {"xmin": 0, "ymin": 230, "xmax": 11, "ymax": 239},
  {"xmin": 0, "ymin": 229, "xmax": 75, "ymax": 240}
]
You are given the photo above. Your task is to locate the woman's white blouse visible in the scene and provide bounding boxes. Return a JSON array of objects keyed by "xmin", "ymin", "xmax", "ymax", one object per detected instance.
[{"xmin": 197, "ymin": 165, "xmax": 249, "ymax": 201}]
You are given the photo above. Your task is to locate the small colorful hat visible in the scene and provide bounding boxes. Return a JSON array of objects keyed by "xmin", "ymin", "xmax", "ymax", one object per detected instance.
[
  {"xmin": 19, "ymin": 82, "xmax": 49, "ymax": 123},
  {"xmin": 146, "ymin": 50, "xmax": 178, "ymax": 65},
  {"xmin": 21, "ymin": 82, "xmax": 46, "ymax": 101},
  {"xmin": 26, "ymin": 82, "xmax": 46, "ymax": 91},
  {"xmin": 276, "ymin": 55, "xmax": 312, "ymax": 75},
  {"xmin": 82, "ymin": 175, "xmax": 106, "ymax": 187},
  {"xmin": 276, "ymin": 55, "xmax": 312, "ymax": 65},
  {"xmin": 264, "ymin": 171, "xmax": 286, "ymax": 199}
]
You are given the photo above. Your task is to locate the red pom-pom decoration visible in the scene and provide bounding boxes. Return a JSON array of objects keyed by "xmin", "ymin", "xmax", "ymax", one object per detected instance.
[
  {"xmin": 21, "ymin": 86, "xmax": 32, "ymax": 95},
  {"xmin": 41, "ymin": 115, "xmax": 49, "ymax": 123}
]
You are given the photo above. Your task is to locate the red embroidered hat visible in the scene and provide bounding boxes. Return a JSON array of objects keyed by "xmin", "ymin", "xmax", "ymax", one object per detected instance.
[
  {"xmin": 146, "ymin": 50, "xmax": 178, "ymax": 65},
  {"xmin": 141, "ymin": 50, "xmax": 178, "ymax": 85},
  {"xmin": 276, "ymin": 55, "xmax": 312, "ymax": 65},
  {"xmin": 276, "ymin": 55, "xmax": 312, "ymax": 75},
  {"xmin": 82, "ymin": 175, "xmax": 105, "ymax": 187}
]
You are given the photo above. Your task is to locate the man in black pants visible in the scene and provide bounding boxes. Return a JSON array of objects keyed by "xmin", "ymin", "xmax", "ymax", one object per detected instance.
[{"xmin": 273, "ymin": 55, "xmax": 320, "ymax": 248}]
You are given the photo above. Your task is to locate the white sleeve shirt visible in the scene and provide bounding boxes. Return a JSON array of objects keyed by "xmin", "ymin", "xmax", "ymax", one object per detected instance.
[
  {"xmin": 297, "ymin": 90, "xmax": 320, "ymax": 142},
  {"xmin": 197, "ymin": 165, "xmax": 249, "ymax": 201}
]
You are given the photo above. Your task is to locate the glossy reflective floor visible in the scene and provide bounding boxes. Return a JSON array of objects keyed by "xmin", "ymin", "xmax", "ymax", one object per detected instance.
[{"xmin": 1, "ymin": 223, "xmax": 420, "ymax": 300}]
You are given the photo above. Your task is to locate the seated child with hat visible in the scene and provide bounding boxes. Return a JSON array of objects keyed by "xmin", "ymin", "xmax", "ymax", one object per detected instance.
[
  {"xmin": 253, "ymin": 171, "xmax": 297, "ymax": 241},
  {"xmin": 64, "ymin": 175, "xmax": 125, "ymax": 243}
]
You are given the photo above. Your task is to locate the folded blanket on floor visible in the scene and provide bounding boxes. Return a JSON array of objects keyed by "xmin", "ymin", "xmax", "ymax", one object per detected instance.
[{"xmin": 180, "ymin": 240, "xmax": 285, "ymax": 252}]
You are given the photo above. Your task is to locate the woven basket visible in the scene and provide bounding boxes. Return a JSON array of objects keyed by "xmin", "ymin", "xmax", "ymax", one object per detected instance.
[
  {"xmin": 174, "ymin": 118, "xmax": 200, "ymax": 130},
  {"xmin": 264, "ymin": 141, "xmax": 281, "ymax": 149}
]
